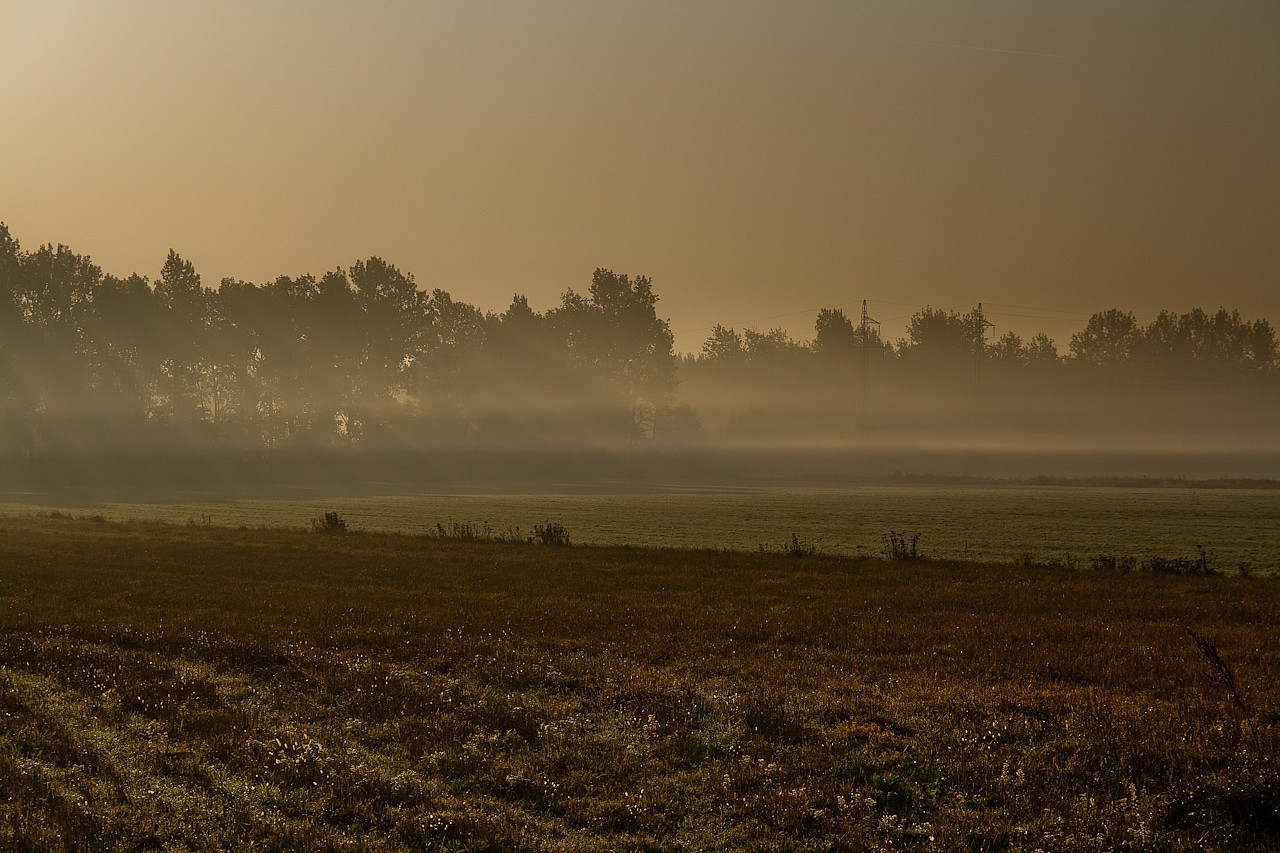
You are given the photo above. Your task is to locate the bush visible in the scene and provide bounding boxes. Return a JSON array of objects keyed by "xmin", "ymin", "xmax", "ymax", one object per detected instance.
[
  {"xmin": 1091, "ymin": 553, "xmax": 1137, "ymax": 573},
  {"xmin": 531, "ymin": 523, "xmax": 571, "ymax": 547},
  {"xmin": 1145, "ymin": 548, "xmax": 1217, "ymax": 576},
  {"xmin": 435, "ymin": 521, "xmax": 482, "ymax": 541},
  {"xmin": 311, "ymin": 511, "xmax": 348, "ymax": 534},
  {"xmin": 882, "ymin": 531, "xmax": 923, "ymax": 561},
  {"xmin": 785, "ymin": 534, "xmax": 817, "ymax": 557}
]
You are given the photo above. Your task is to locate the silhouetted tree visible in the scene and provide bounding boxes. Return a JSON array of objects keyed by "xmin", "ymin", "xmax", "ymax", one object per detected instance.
[
  {"xmin": 548, "ymin": 269, "xmax": 677, "ymax": 437},
  {"xmin": 0, "ymin": 225, "xmax": 27, "ymax": 460},
  {"xmin": 898, "ymin": 306, "xmax": 981, "ymax": 366},
  {"xmin": 743, "ymin": 328, "xmax": 806, "ymax": 363},
  {"xmin": 700, "ymin": 325, "xmax": 746, "ymax": 362},
  {"xmin": 1025, "ymin": 333, "xmax": 1061, "ymax": 367},
  {"xmin": 988, "ymin": 331, "xmax": 1027, "ymax": 366},
  {"xmin": 348, "ymin": 257, "xmax": 429, "ymax": 438},
  {"xmin": 411, "ymin": 288, "xmax": 487, "ymax": 417},
  {"xmin": 1069, "ymin": 309, "xmax": 1140, "ymax": 366},
  {"xmin": 87, "ymin": 272, "xmax": 161, "ymax": 422},
  {"xmin": 1137, "ymin": 308, "xmax": 1276, "ymax": 370},
  {"xmin": 813, "ymin": 308, "xmax": 857, "ymax": 357},
  {"xmin": 701, "ymin": 325, "xmax": 747, "ymax": 361},
  {"xmin": 152, "ymin": 250, "xmax": 211, "ymax": 422}
]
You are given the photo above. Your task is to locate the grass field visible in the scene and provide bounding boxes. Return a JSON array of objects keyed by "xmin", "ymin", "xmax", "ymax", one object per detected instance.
[
  {"xmin": 1, "ymin": 517, "xmax": 1278, "ymax": 851},
  {"xmin": 3, "ymin": 484, "xmax": 1278, "ymax": 573}
]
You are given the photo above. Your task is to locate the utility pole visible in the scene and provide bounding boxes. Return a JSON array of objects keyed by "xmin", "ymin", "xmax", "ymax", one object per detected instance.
[
  {"xmin": 973, "ymin": 302, "xmax": 995, "ymax": 393},
  {"xmin": 858, "ymin": 300, "xmax": 880, "ymax": 409}
]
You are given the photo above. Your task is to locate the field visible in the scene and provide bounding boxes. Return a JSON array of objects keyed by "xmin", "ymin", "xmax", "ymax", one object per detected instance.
[
  {"xmin": 1, "ymin": 517, "xmax": 1278, "ymax": 851},
  {"xmin": 3, "ymin": 484, "xmax": 1279, "ymax": 574}
]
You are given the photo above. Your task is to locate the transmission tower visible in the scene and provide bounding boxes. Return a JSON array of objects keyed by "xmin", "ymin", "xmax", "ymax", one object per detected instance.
[
  {"xmin": 858, "ymin": 300, "xmax": 880, "ymax": 408},
  {"xmin": 973, "ymin": 302, "xmax": 995, "ymax": 392}
]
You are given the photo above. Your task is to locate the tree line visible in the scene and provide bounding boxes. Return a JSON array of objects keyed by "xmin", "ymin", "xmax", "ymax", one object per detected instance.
[
  {"xmin": 1, "ymin": 223, "xmax": 1274, "ymax": 464},
  {"xmin": 0, "ymin": 225, "xmax": 675, "ymax": 459},
  {"xmin": 694, "ymin": 305, "xmax": 1276, "ymax": 372}
]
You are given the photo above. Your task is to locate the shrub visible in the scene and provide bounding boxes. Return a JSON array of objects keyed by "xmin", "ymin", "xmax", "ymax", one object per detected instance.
[
  {"xmin": 882, "ymin": 531, "xmax": 923, "ymax": 561},
  {"xmin": 1145, "ymin": 547, "xmax": 1217, "ymax": 576},
  {"xmin": 311, "ymin": 511, "xmax": 348, "ymax": 534},
  {"xmin": 1091, "ymin": 552, "xmax": 1137, "ymax": 573},
  {"xmin": 784, "ymin": 534, "xmax": 817, "ymax": 558},
  {"xmin": 531, "ymin": 523, "xmax": 571, "ymax": 547},
  {"xmin": 435, "ymin": 521, "xmax": 483, "ymax": 541}
]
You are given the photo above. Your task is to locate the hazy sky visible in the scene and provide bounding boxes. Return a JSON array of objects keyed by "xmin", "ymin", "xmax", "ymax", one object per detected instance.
[{"xmin": 2, "ymin": 1, "xmax": 1277, "ymax": 351}]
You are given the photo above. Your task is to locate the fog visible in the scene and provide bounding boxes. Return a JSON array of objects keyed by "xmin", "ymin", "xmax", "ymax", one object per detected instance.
[{"xmin": 2, "ymin": 226, "xmax": 1276, "ymax": 492}]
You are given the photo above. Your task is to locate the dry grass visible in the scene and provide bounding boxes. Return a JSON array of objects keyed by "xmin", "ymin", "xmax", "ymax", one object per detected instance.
[{"xmin": 0, "ymin": 516, "xmax": 1277, "ymax": 851}]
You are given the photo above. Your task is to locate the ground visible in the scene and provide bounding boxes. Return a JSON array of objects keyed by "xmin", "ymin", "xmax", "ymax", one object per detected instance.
[{"xmin": 0, "ymin": 517, "xmax": 1277, "ymax": 851}]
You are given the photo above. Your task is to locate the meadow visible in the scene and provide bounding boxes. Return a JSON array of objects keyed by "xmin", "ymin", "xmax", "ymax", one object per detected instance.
[
  {"xmin": 2, "ymin": 484, "xmax": 1277, "ymax": 573},
  {"xmin": 0, "ymin": 516, "xmax": 1277, "ymax": 851}
]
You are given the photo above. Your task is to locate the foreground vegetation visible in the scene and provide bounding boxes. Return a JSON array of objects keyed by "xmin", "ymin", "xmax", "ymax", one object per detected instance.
[{"xmin": 1, "ymin": 518, "xmax": 1277, "ymax": 851}]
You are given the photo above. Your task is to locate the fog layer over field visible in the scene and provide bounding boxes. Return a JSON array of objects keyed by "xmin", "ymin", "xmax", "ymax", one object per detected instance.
[{"xmin": 2, "ymin": 226, "xmax": 1277, "ymax": 487}]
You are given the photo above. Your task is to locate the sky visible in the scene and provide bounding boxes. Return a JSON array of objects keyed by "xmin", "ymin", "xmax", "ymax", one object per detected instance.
[{"xmin": 2, "ymin": 0, "xmax": 1277, "ymax": 352}]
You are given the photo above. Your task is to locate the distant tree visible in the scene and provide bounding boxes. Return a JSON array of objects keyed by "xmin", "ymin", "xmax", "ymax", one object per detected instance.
[
  {"xmin": 1068, "ymin": 307, "xmax": 1275, "ymax": 371},
  {"xmin": 743, "ymin": 328, "xmax": 800, "ymax": 360},
  {"xmin": 348, "ymin": 257, "xmax": 430, "ymax": 432},
  {"xmin": 501, "ymin": 293, "xmax": 539, "ymax": 327},
  {"xmin": 257, "ymin": 274, "xmax": 323, "ymax": 441},
  {"xmin": 1069, "ymin": 309, "xmax": 1140, "ymax": 366},
  {"xmin": 309, "ymin": 269, "xmax": 364, "ymax": 439},
  {"xmin": 813, "ymin": 308, "xmax": 857, "ymax": 357},
  {"xmin": 548, "ymin": 269, "xmax": 677, "ymax": 436},
  {"xmin": 1138, "ymin": 310, "xmax": 1188, "ymax": 365},
  {"xmin": 88, "ymin": 272, "xmax": 161, "ymax": 419},
  {"xmin": 154, "ymin": 250, "xmax": 204, "ymax": 319},
  {"xmin": 411, "ymin": 288, "xmax": 488, "ymax": 413},
  {"xmin": 152, "ymin": 250, "xmax": 210, "ymax": 420},
  {"xmin": 17, "ymin": 243, "xmax": 103, "ymax": 429},
  {"xmin": 214, "ymin": 277, "xmax": 271, "ymax": 440},
  {"xmin": 1025, "ymin": 333, "xmax": 1061, "ymax": 367},
  {"xmin": 0, "ymin": 224, "xmax": 26, "ymax": 455},
  {"xmin": 473, "ymin": 293, "xmax": 583, "ymax": 442},
  {"xmin": 1137, "ymin": 308, "xmax": 1277, "ymax": 370},
  {"xmin": 898, "ymin": 306, "xmax": 979, "ymax": 364},
  {"xmin": 988, "ymin": 331, "xmax": 1027, "ymax": 366},
  {"xmin": 1246, "ymin": 318, "xmax": 1278, "ymax": 370},
  {"xmin": 699, "ymin": 325, "xmax": 745, "ymax": 362}
]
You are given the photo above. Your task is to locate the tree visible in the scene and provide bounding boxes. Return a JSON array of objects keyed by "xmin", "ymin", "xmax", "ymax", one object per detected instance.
[
  {"xmin": 1137, "ymin": 308, "xmax": 1277, "ymax": 370},
  {"xmin": 989, "ymin": 331, "xmax": 1027, "ymax": 366},
  {"xmin": 548, "ymin": 269, "xmax": 677, "ymax": 437},
  {"xmin": 742, "ymin": 328, "xmax": 806, "ymax": 363},
  {"xmin": 307, "ymin": 270, "xmax": 363, "ymax": 440},
  {"xmin": 1246, "ymin": 318, "xmax": 1278, "ymax": 370},
  {"xmin": 153, "ymin": 250, "xmax": 210, "ymax": 420},
  {"xmin": 88, "ymin": 272, "xmax": 161, "ymax": 421},
  {"xmin": 1069, "ymin": 309, "xmax": 1139, "ymax": 366},
  {"xmin": 1025, "ymin": 333, "xmax": 1061, "ymax": 367},
  {"xmin": 899, "ymin": 307, "xmax": 979, "ymax": 364},
  {"xmin": 16, "ymin": 243, "xmax": 103, "ymax": 437},
  {"xmin": 411, "ymin": 288, "xmax": 488, "ymax": 413},
  {"xmin": 0, "ymin": 224, "xmax": 26, "ymax": 457},
  {"xmin": 813, "ymin": 308, "xmax": 857, "ymax": 357},
  {"xmin": 348, "ymin": 257, "xmax": 430, "ymax": 433},
  {"xmin": 699, "ymin": 325, "xmax": 745, "ymax": 362}
]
